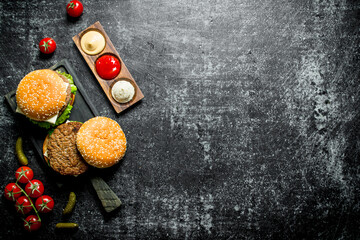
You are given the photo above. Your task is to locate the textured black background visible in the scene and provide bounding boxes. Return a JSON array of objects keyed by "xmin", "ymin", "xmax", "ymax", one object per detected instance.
[{"xmin": 1, "ymin": 0, "xmax": 360, "ymax": 239}]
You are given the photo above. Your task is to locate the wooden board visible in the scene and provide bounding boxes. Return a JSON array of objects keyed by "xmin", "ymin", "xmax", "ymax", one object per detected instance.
[
  {"xmin": 5, "ymin": 59, "xmax": 100, "ymax": 162},
  {"xmin": 73, "ymin": 21, "xmax": 144, "ymax": 113}
]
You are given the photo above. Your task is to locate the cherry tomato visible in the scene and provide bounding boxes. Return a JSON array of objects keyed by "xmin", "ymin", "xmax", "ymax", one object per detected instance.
[
  {"xmin": 15, "ymin": 166, "xmax": 34, "ymax": 184},
  {"xmin": 39, "ymin": 37, "xmax": 56, "ymax": 54},
  {"xmin": 23, "ymin": 215, "xmax": 41, "ymax": 232},
  {"xmin": 4, "ymin": 183, "xmax": 22, "ymax": 201},
  {"xmin": 15, "ymin": 196, "xmax": 32, "ymax": 215},
  {"xmin": 35, "ymin": 195, "xmax": 54, "ymax": 213},
  {"xmin": 66, "ymin": 0, "xmax": 83, "ymax": 17},
  {"xmin": 95, "ymin": 55, "xmax": 121, "ymax": 80},
  {"xmin": 25, "ymin": 180, "xmax": 44, "ymax": 198}
]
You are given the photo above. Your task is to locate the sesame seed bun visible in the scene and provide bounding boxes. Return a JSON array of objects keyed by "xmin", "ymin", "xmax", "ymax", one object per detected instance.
[
  {"xmin": 76, "ymin": 117, "xmax": 127, "ymax": 168},
  {"xmin": 16, "ymin": 69, "xmax": 69, "ymax": 121},
  {"xmin": 43, "ymin": 122, "xmax": 88, "ymax": 176}
]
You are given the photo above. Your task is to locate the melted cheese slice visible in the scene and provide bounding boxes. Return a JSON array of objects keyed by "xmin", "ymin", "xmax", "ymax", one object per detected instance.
[{"xmin": 16, "ymin": 106, "xmax": 59, "ymax": 124}]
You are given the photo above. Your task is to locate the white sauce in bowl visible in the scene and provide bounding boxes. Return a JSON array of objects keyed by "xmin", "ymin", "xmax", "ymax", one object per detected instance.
[{"xmin": 111, "ymin": 81, "xmax": 135, "ymax": 103}]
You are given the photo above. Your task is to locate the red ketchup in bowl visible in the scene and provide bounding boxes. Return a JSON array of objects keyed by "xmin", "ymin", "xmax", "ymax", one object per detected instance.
[{"xmin": 95, "ymin": 55, "xmax": 121, "ymax": 80}]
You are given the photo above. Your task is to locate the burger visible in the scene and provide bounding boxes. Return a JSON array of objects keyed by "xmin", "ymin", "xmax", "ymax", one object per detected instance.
[
  {"xmin": 43, "ymin": 121, "xmax": 88, "ymax": 176},
  {"xmin": 42, "ymin": 117, "xmax": 126, "ymax": 175},
  {"xmin": 76, "ymin": 117, "xmax": 127, "ymax": 168},
  {"xmin": 16, "ymin": 69, "xmax": 77, "ymax": 129}
]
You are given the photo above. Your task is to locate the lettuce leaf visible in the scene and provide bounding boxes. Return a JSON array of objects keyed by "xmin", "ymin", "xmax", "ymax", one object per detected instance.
[
  {"xmin": 56, "ymin": 104, "xmax": 73, "ymax": 126},
  {"xmin": 48, "ymin": 128, "xmax": 55, "ymax": 137}
]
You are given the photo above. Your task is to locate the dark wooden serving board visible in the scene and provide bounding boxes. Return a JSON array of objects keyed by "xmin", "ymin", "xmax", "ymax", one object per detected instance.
[
  {"xmin": 5, "ymin": 59, "xmax": 99, "ymax": 158},
  {"xmin": 5, "ymin": 59, "xmax": 99, "ymax": 156},
  {"xmin": 73, "ymin": 21, "xmax": 144, "ymax": 113},
  {"xmin": 5, "ymin": 59, "xmax": 122, "ymax": 212}
]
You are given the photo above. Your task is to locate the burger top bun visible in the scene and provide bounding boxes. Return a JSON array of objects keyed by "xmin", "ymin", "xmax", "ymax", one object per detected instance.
[
  {"xmin": 76, "ymin": 117, "xmax": 127, "ymax": 168},
  {"xmin": 16, "ymin": 69, "xmax": 68, "ymax": 121}
]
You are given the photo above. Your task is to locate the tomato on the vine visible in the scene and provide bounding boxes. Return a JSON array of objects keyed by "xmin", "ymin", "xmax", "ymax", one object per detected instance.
[
  {"xmin": 39, "ymin": 37, "xmax": 56, "ymax": 54},
  {"xmin": 15, "ymin": 166, "xmax": 34, "ymax": 184},
  {"xmin": 35, "ymin": 195, "xmax": 54, "ymax": 213},
  {"xmin": 15, "ymin": 196, "xmax": 32, "ymax": 215},
  {"xmin": 66, "ymin": 0, "xmax": 83, "ymax": 17},
  {"xmin": 25, "ymin": 180, "xmax": 44, "ymax": 198},
  {"xmin": 23, "ymin": 215, "xmax": 41, "ymax": 232},
  {"xmin": 4, "ymin": 183, "xmax": 22, "ymax": 201}
]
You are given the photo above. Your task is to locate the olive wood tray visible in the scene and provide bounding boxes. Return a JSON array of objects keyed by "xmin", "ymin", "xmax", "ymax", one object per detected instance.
[
  {"xmin": 73, "ymin": 21, "xmax": 144, "ymax": 113},
  {"xmin": 5, "ymin": 59, "xmax": 121, "ymax": 212}
]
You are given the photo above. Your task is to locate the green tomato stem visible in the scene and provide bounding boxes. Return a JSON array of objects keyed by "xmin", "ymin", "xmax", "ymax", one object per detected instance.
[{"xmin": 15, "ymin": 182, "xmax": 41, "ymax": 222}]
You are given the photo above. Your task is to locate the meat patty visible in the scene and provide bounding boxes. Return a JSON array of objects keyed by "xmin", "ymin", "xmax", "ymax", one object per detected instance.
[{"xmin": 45, "ymin": 121, "xmax": 88, "ymax": 175}]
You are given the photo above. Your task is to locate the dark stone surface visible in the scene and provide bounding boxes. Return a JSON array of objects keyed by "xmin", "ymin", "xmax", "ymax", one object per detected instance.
[{"xmin": 1, "ymin": 0, "xmax": 360, "ymax": 239}]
